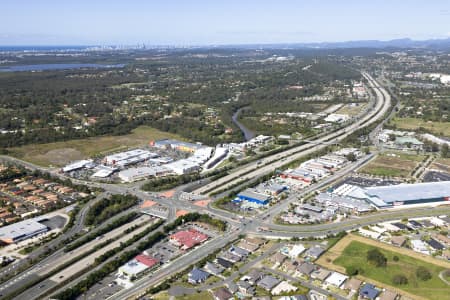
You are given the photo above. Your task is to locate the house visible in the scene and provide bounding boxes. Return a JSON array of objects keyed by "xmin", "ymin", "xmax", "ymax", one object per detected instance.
[
  {"xmin": 282, "ymin": 260, "xmax": 299, "ymax": 274},
  {"xmin": 216, "ymin": 257, "xmax": 233, "ymax": 269},
  {"xmin": 379, "ymin": 289, "xmax": 399, "ymax": 300},
  {"xmin": 390, "ymin": 236, "xmax": 406, "ymax": 247},
  {"xmin": 212, "ymin": 287, "xmax": 233, "ymax": 300},
  {"xmin": 305, "ymin": 246, "xmax": 325, "ymax": 259},
  {"xmin": 269, "ymin": 252, "xmax": 287, "ymax": 266},
  {"xmin": 282, "ymin": 244, "xmax": 306, "ymax": 258},
  {"xmin": 204, "ymin": 262, "xmax": 224, "ymax": 276},
  {"xmin": 310, "ymin": 268, "xmax": 331, "ymax": 282},
  {"xmin": 360, "ymin": 283, "xmax": 380, "ymax": 300},
  {"xmin": 296, "ymin": 262, "xmax": 315, "ymax": 276},
  {"xmin": 188, "ymin": 268, "xmax": 209, "ymax": 284},
  {"xmin": 219, "ymin": 251, "xmax": 241, "ymax": 263},
  {"xmin": 226, "ymin": 281, "xmax": 238, "ymax": 294},
  {"xmin": 244, "ymin": 237, "xmax": 265, "ymax": 247},
  {"xmin": 257, "ymin": 275, "xmax": 280, "ymax": 291},
  {"xmin": 237, "ymin": 240, "xmax": 259, "ymax": 252},
  {"xmin": 325, "ymin": 272, "xmax": 348, "ymax": 288},
  {"xmin": 229, "ymin": 245, "xmax": 249, "ymax": 258},
  {"xmin": 344, "ymin": 277, "xmax": 362, "ymax": 292},
  {"xmin": 237, "ymin": 280, "xmax": 255, "ymax": 296},
  {"xmin": 433, "ymin": 234, "xmax": 450, "ymax": 246},
  {"xmin": 271, "ymin": 281, "xmax": 298, "ymax": 295},
  {"xmin": 426, "ymin": 238, "xmax": 445, "ymax": 250},
  {"xmin": 241, "ymin": 269, "xmax": 264, "ymax": 285},
  {"xmin": 411, "ymin": 239, "xmax": 429, "ymax": 254}
]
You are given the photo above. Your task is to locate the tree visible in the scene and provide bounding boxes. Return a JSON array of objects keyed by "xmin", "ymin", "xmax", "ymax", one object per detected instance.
[
  {"xmin": 346, "ymin": 152, "xmax": 357, "ymax": 162},
  {"xmin": 367, "ymin": 248, "xmax": 387, "ymax": 267},
  {"xmin": 441, "ymin": 143, "xmax": 449, "ymax": 158},
  {"xmin": 392, "ymin": 274, "xmax": 408, "ymax": 285},
  {"xmin": 416, "ymin": 266, "xmax": 432, "ymax": 281},
  {"xmin": 393, "ymin": 255, "xmax": 399, "ymax": 262},
  {"xmin": 346, "ymin": 266, "xmax": 359, "ymax": 276}
]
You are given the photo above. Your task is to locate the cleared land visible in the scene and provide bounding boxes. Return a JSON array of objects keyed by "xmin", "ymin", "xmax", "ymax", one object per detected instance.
[
  {"xmin": 7, "ymin": 126, "xmax": 184, "ymax": 167},
  {"xmin": 317, "ymin": 234, "xmax": 450, "ymax": 300},
  {"xmin": 390, "ymin": 117, "xmax": 450, "ymax": 137},
  {"xmin": 335, "ymin": 102, "xmax": 368, "ymax": 116},
  {"xmin": 359, "ymin": 152, "xmax": 425, "ymax": 178}
]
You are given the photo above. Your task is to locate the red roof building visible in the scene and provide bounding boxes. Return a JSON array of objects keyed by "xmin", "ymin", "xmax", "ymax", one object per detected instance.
[
  {"xmin": 169, "ymin": 229, "xmax": 208, "ymax": 250},
  {"xmin": 135, "ymin": 254, "xmax": 159, "ymax": 268}
]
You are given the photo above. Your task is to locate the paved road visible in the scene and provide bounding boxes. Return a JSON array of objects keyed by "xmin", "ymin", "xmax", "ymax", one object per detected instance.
[{"xmin": 194, "ymin": 72, "xmax": 390, "ymax": 195}]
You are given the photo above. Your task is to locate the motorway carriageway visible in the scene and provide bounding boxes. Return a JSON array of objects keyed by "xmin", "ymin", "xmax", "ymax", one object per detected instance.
[
  {"xmin": 0, "ymin": 214, "xmax": 151, "ymax": 299},
  {"xmin": 193, "ymin": 72, "xmax": 390, "ymax": 196}
]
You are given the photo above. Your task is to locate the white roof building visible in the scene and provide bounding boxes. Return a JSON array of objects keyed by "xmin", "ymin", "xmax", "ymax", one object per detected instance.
[
  {"xmin": 0, "ymin": 219, "xmax": 48, "ymax": 244},
  {"xmin": 165, "ymin": 159, "xmax": 200, "ymax": 175},
  {"xmin": 325, "ymin": 272, "xmax": 348, "ymax": 288},
  {"xmin": 271, "ymin": 281, "xmax": 298, "ymax": 295},
  {"xmin": 118, "ymin": 259, "xmax": 148, "ymax": 278},
  {"xmin": 284, "ymin": 244, "xmax": 306, "ymax": 258},
  {"xmin": 62, "ymin": 159, "xmax": 94, "ymax": 172},
  {"xmin": 118, "ymin": 166, "xmax": 168, "ymax": 182}
]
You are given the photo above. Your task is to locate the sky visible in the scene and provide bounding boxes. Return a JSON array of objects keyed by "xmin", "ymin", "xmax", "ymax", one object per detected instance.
[{"xmin": 1, "ymin": 0, "xmax": 449, "ymax": 45}]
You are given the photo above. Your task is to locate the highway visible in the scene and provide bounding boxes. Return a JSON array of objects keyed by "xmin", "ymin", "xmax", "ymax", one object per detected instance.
[
  {"xmin": 193, "ymin": 72, "xmax": 390, "ymax": 195},
  {"xmin": 2, "ymin": 72, "xmax": 448, "ymax": 300}
]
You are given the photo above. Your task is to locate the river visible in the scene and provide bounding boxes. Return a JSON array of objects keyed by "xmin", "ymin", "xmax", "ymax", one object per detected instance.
[{"xmin": 232, "ymin": 107, "xmax": 255, "ymax": 141}]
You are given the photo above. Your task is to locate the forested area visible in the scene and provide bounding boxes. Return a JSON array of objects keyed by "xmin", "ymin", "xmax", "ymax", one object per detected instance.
[{"xmin": 0, "ymin": 49, "xmax": 361, "ymax": 148}]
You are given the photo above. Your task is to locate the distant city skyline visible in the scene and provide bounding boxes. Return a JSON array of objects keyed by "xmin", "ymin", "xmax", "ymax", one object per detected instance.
[{"xmin": 1, "ymin": 0, "xmax": 449, "ymax": 45}]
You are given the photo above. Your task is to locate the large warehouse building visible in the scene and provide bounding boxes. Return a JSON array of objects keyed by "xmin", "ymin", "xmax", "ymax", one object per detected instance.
[
  {"xmin": 333, "ymin": 181, "xmax": 450, "ymax": 208},
  {"xmin": 0, "ymin": 219, "xmax": 48, "ymax": 244}
]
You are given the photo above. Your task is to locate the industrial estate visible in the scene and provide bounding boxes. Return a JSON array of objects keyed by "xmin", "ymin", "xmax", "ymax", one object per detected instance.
[{"xmin": 0, "ymin": 26, "xmax": 450, "ymax": 300}]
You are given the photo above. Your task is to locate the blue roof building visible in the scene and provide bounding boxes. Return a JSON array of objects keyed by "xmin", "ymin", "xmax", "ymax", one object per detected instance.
[
  {"xmin": 360, "ymin": 283, "xmax": 379, "ymax": 300},
  {"xmin": 188, "ymin": 268, "xmax": 209, "ymax": 284},
  {"xmin": 237, "ymin": 189, "xmax": 271, "ymax": 205}
]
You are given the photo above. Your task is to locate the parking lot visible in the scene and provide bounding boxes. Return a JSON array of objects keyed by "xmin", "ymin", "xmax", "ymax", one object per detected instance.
[
  {"xmin": 423, "ymin": 171, "xmax": 450, "ymax": 182},
  {"xmin": 334, "ymin": 175, "xmax": 402, "ymax": 188}
]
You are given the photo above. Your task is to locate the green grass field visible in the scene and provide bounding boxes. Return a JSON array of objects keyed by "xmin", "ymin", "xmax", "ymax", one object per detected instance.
[
  {"xmin": 7, "ymin": 126, "xmax": 185, "ymax": 167},
  {"xmin": 390, "ymin": 117, "xmax": 450, "ymax": 137},
  {"xmin": 333, "ymin": 241, "xmax": 449, "ymax": 300},
  {"xmin": 359, "ymin": 152, "xmax": 425, "ymax": 178}
]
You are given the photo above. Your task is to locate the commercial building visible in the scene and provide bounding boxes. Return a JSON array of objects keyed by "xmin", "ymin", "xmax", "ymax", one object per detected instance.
[
  {"xmin": 169, "ymin": 229, "xmax": 208, "ymax": 250},
  {"xmin": 62, "ymin": 159, "xmax": 95, "ymax": 172},
  {"xmin": 104, "ymin": 149, "xmax": 157, "ymax": 167},
  {"xmin": 0, "ymin": 219, "xmax": 48, "ymax": 244},
  {"xmin": 118, "ymin": 259, "xmax": 149, "ymax": 278},
  {"xmin": 235, "ymin": 189, "xmax": 271, "ymax": 206},
  {"xmin": 165, "ymin": 159, "xmax": 200, "ymax": 175},
  {"xmin": 152, "ymin": 139, "xmax": 203, "ymax": 153},
  {"xmin": 394, "ymin": 136, "xmax": 424, "ymax": 150},
  {"xmin": 331, "ymin": 181, "xmax": 450, "ymax": 208},
  {"xmin": 118, "ymin": 166, "xmax": 168, "ymax": 182}
]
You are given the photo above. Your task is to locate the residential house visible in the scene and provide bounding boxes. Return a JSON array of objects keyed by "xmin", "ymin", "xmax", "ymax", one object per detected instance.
[
  {"xmin": 310, "ymin": 268, "xmax": 331, "ymax": 282},
  {"xmin": 305, "ymin": 246, "xmax": 325, "ymax": 259},
  {"xmin": 257, "ymin": 275, "xmax": 280, "ymax": 291},
  {"xmin": 269, "ymin": 252, "xmax": 287, "ymax": 266},
  {"xmin": 343, "ymin": 277, "xmax": 362, "ymax": 292},
  {"xmin": 204, "ymin": 262, "xmax": 224, "ymax": 276},
  {"xmin": 360, "ymin": 283, "xmax": 379, "ymax": 300},
  {"xmin": 188, "ymin": 268, "xmax": 209, "ymax": 284},
  {"xmin": 212, "ymin": 287, "xmax": 233, "ymax": 300},
  {"xmin": 296, "ymin": 262, "xmax": 315, "ymax": 277},
  {"xmin": 237, "ymin": 280, "xmax": 255, "ymax": 296}
]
